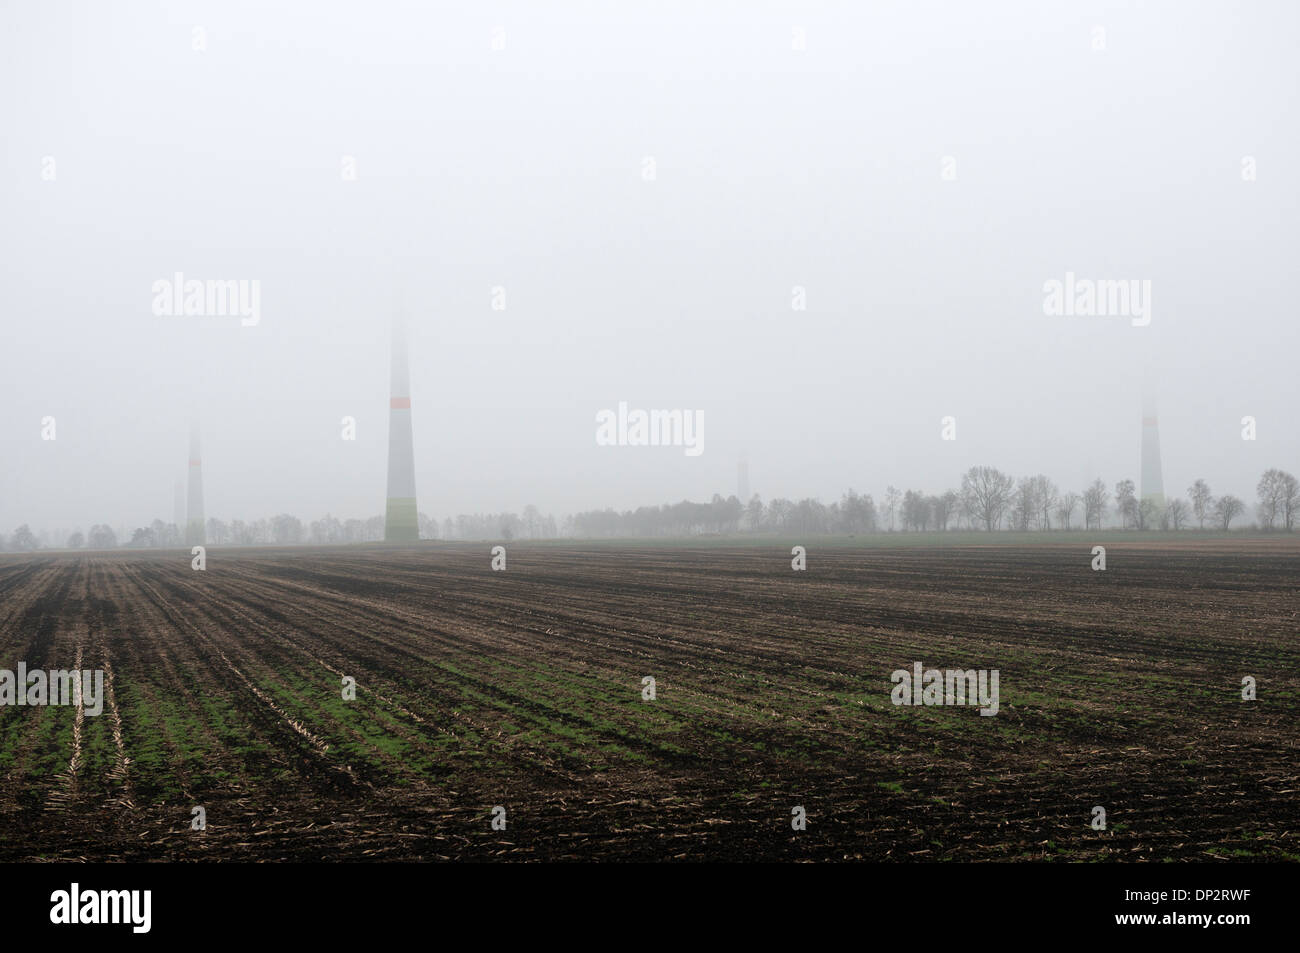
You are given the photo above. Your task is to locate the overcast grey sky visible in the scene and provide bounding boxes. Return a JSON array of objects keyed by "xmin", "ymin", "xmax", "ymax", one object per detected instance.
[{"xmin": 1, "ymin": 0, "xmax": 1296, "ymax": 533}]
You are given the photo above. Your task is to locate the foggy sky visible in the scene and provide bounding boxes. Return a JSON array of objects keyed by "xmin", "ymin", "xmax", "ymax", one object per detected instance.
[{"xmin": 2, "ymin": 0, "xmax": 1297, "ymax": 534}]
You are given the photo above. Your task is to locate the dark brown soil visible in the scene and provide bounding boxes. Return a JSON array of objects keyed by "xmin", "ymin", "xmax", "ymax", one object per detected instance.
[{"xmin": 0, "ymin": 539, "xmax": 1296, "ymax": 861}]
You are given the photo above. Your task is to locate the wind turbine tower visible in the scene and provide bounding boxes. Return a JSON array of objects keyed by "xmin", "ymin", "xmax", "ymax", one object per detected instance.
[
  {"xmin": 384, "ymin": 314, "xmax": 419, "ymax": 542},
  {"xmin": 172, "ymin": 479, "xmax": 185, "ymax": 547},
  {"xmin": 1140, "ymin": 392, "xmax": 1166, "ymax": 512},
  {"xmin": 186, "ymin": 423, "xmax": 205, "ymax": 546}
]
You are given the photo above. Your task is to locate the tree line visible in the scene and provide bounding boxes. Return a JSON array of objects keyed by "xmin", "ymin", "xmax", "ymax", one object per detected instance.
[
  {"xmin": 0, "ymin": 508, "xmax": 565, "ymax": 551},
  {"xmin": 567, "ymin": 467, "xmax": 1298, "ymax": 537},
  {"xmin": 2, "ymin": 467, "xmax": 1296, "ymax": 551}
]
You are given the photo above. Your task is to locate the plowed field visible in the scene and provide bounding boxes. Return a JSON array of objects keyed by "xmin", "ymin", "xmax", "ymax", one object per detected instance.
[{"xmin": 0, "ymin": 540, "xmax": 1296, "ymax": 861}]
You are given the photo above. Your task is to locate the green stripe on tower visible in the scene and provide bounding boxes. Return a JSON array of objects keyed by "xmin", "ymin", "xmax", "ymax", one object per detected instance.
[{"xmin": 385, "ymin": 498, "xmax": 419, "ymax": 541}]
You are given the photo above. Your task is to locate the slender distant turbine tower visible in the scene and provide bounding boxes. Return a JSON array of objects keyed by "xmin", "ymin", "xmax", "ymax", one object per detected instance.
[
  {"xmin": 186, "ymin": 423, "xmax": 205, "ymax": 545},
  {"xmin": 172, "ymin": 479, "xmax": 185, "ymax": 547},
  {"xmin": 384, "ymin": 315, "xmax": 419, "ymax": 541},
  {"xmin": 1140, "ymin": 394, "xmax": 1165, "ymax": 512}
]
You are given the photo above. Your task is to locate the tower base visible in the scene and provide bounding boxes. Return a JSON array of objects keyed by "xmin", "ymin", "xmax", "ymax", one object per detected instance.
[{"xmin": 384, "ymin": 498, "xmax": 419, "ymax": 541}]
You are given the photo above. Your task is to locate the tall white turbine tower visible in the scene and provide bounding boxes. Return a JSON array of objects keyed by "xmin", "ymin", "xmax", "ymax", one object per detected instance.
[
  {"xmin": 384, "ymin": 314, "xmax": 419, "ymax": 542},
  {"xmin": 172, "ymin": 479, "xmax": 185, "ymax": 547},
  {"xmin": 186, "ymin": 422, "xmax": 205, "ymax": 546},
  {"xmin": 1140, "ymin": 392, "xmax": 1166, "ymax": 513}
]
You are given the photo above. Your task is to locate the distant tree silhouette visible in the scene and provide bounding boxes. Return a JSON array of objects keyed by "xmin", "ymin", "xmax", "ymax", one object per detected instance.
[
  {"xmin": 961, "ymin": 466, "xmax": 1014, "ymax": 531},
  {"xmin": 1214, "ymin": 495, "xmax": 1245, "ymax": 530},
  {"xmin": 10, "ymin": 525, "xmax": 37, "ymax": 551},
  {"xmin": 1188, "ymin": 479, "xmax": 1212, "ymax": 529}
]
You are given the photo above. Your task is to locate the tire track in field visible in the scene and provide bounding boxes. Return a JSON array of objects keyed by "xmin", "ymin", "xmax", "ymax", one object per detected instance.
[
  {"xmin": 44, "ymin": 561, "xmax": 116, "ymax": 815},
  {"xmin": 480, "ymin": 551, "xmax": 1285, "ymax": 742},
  {"xmin": 380, "ymin": 558, "xmax": 895, "ymax": 740},
  {"xmin": 167, "ymin": 564, "xmax": 596, "ymax": 787},
  {"xmin": 211, "ymin": 560, "xmax": 804, "ymax": 787},
  {"xmin": 0, "ymin": 561, "xmax": 52, "ymax": 621},
  {"xmin": 159, "ymin": 567, "xmax": 459, "ymax": 753},
  {"xmin": 120, "ymin": 564, "xmax": 368, "ymax": 795},
  {"xmin": 0, "ymin": 562, "xmax": 79, "ymax": 819},
  {"xmin": 396, "ymin": 556, "xmax": 1084, "ymax": 774},
  {"xmin": 0, "ymin": 563, "xmax": 66, "ymax": 661},
  {"xmin": 229, "ymin": 561, "xmax": 645, "ymax": 689},
  {"xmin": 100, "ymin": 638, "xmax": 136, "ymax": 812},
  {"xmin": 91, "ymin": 561, "xmax": 152, "ymax": 813},
  {"xmin": 388, "ymin": 554, "xmax": 846, "ymax": 681},
  {"xmin": 107, "ymin": 561, "xmax": 257, "ymax": 802},
  {"xmin": 45, "ymin": 644, "xmax": 85, "ymax": 813},
  {"xmin": 226, "ymin": 557, "xmax": 837, "ymax": 730},
  {"xmin": 239, "ymin": 555, "xmax": 737, "ymax": 679},
  {"xmin": 151, "ymin": 569, "xmax": 421, "ymax": 787},
  {"xmin": 254, "ymin": 549, "xmax": 1298, "ymax": 822},
  {"xmin": 225, "ymin": 559, "xmax": 686, "ymax": 786}
]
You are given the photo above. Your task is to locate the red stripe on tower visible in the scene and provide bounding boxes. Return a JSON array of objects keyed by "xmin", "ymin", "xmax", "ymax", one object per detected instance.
[{"xmin": 390, "ymin": 397, "xmax": 411, "ymax": 409}]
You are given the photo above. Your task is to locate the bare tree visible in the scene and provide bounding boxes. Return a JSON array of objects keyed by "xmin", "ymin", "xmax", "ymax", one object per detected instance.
[
  {"xmin": 767, "ymin": 498, "xmax": 793, "ymax": 532},
  {"xmin": 417, "ymin": 511, "xmax": 440, "ymax": 541},
  {"xmin": 933, "ymin": 490, "xmax": 959, "ymax": 531},
  {"xmin": 883, "ymin": 486, "xmax": 901, "ymax": 531},
  {"xmin": 839, "ymin": 490, "xmax": 876, "ymax": 533},
  {"xmin": 1214, "ymin": 494, "xmax": 1245, "ymax": 530},
  {"xmin": 1257, "ymin": 469, "xmax": 1282, "ymax": 529},
  {"xmin": 1055, "ymin": 492, "xmax": 1080, "ymax": 530},
  {"xmin": 271, "ymin": 514, "xmax": 304, "ymax": 544},
  {"xmin": 1114, "ymin": 479, "xmax": 1138, "ymax": 529},
  {"xmin": 1165, "ymin": 498, "xmax": 1189, "ymax": 530},
  {"xmin": 1083, "ymin": 478, "xmax": 1109, "ymax": 530},
  {"xmin": 901, "ymin": 490, "xmax": 931, "ymax": 531},
  {"xmin": 1281, "ymin": 471, "xmax": 1300, "ymax": 531},
  {"xmin": 962, "ymin": 466, "xmax": 1014, "ymax": 531},
  {"xmin": 1011, "ymin": 478, "xmax": 1037, "ymax": 531},
  {"xmin": 10, "ymin": 525, "xmax": 37, "ymax": 551},
  {"xmin": 1136, "ymin": 497, "xmax": 1159, "ymax": 531},
  {"xmin": 1188, "ymin": 479, "xmax": 1212, "ymax": 529},
  {"xmin": 1250, "ymin": 470, "xmax": 1299, "ymax": 531},
  {"xmin": 1030, "ymin": 475, "xmax": 1059, "ymax": 530}
]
